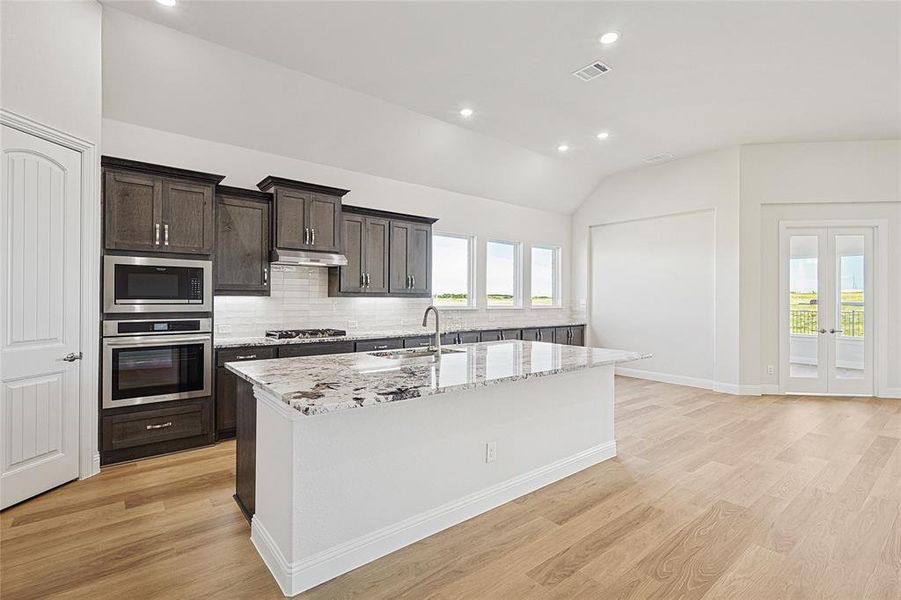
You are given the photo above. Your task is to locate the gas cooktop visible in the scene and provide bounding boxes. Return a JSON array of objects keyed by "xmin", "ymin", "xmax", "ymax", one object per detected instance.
[{"xmin": 265, "ymin": 328, "xmax": 347, "ymax": 340}]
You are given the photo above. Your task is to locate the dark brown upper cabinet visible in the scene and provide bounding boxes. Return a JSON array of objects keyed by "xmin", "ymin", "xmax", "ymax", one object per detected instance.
[
  {"xmin": 215, "ymin": 186, "xmax": 272, "ymax": 296},
  {"xmin": 390, "ymin": 220, "xmax": 431, "ymax": 295},
  {"xmin": 333, "ymin": 212, "xmax": 389, "ymax": 294},
  {"xmin": 329, "ymin": 205, "xmax": 436, "ymax": 298},
  {"xmin": 257, "ymin": 176, "xmax": 348, "ymax": 255},
  {"xmin": 102, "ymin": 157, "xmax": 224, "ymax": 256}
]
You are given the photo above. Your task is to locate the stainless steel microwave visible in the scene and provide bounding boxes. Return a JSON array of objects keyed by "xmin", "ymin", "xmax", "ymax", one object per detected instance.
[{"xmin": 104, "ymin": 255, "xmax": 212, "ymax": 313}]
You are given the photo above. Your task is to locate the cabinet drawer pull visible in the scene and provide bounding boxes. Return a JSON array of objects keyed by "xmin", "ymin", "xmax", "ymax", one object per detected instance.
[
  {"xmin": 236, "ymin": 354, "xmax": 257, "ymax": 360},
  {"xmin": 146, "ymin": 421, "xmax": 173, "ymax": 430},
  {"xmin": 374, "ymin": 344, "xmax": 388, "ymax": 350}
]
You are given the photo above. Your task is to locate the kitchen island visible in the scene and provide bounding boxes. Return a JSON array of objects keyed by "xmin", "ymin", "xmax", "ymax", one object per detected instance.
[{"xmin": 226, "ymin": 340, "xmax": 646, "ymax": 596}]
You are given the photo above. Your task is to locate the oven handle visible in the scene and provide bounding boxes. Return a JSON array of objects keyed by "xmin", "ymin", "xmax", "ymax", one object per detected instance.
[{"xmin": 103, "ymin": 334, "xmax": 212, "ymax": 347}]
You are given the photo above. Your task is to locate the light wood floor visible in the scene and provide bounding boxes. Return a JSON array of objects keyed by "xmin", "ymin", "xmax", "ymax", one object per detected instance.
[{"xmin": 2, "ymin": 377, "xmax": 900, "ymax": 599}]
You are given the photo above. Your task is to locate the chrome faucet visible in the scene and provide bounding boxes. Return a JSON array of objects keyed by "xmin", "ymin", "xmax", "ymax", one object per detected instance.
[{"xmin": 422, "ymin": 305, "xmax": 441, "ymax": 355}]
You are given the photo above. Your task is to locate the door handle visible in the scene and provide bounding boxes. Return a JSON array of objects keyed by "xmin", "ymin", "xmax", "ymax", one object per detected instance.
[
  {"xmin": 163, "ymin": 223, "xmax": 169, "ymax": 246},
  {"xmin": 154, "ymin": 223, "xmax": 160, "ymax": 246},
  {"xmin": 829, "ymin": 329, "xmax": 844, "ymax": 334},
  {"xmin": 61, "ymin": 352, "xmax": 83, "ymax": 362}
]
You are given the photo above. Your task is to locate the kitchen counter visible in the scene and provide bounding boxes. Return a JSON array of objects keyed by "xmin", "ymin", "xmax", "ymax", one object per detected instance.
[
  {"xmin": 226, "ymin": 340, "xmax": 645, "ymax": 417},
  {"xmin": 234, "ymin": 339, "xmax": 645, "ymax": 596},
  {"xmin": 214, "ymin": 322, "xmax": 586, "ymax": 348}
]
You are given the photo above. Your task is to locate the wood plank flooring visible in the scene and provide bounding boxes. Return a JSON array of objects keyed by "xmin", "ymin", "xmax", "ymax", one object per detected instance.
[{"xmin": 2, "ymin": 377, "xmax": 900, "ymax": 599}]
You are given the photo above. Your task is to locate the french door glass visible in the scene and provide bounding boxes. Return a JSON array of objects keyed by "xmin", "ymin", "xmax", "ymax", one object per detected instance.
[{"xmin": 783, "ymin": 226, "xmax": 873, "ymax": 395}]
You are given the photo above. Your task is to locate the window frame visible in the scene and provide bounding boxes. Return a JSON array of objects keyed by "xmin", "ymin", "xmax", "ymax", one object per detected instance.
[
  {"xmin": 529, "ymin": 244, "xmax": 562, "ymax": 309},
  {"xmin": 485, "ymin": 238, "xmax": 523, "ymax": 309},
  {"xmin": 431, "ymin": 231, "xmax": 477, "ymax": 310}
]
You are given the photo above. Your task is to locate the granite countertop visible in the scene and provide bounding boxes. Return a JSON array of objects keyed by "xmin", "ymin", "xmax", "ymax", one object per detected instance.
[
  {"xmin": 225, "ymin": 340, "xmax": 647, "ymax": 417},
  {"xmin": 214, "ymin": 322, "xmax": 587, "ymax": 349}
]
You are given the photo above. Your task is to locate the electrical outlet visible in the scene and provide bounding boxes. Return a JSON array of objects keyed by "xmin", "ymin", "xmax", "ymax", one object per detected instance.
[
  {"xmin": 216, "ymin": 324, "xmax": 232, "ymax": 334},
  {"xmin": 766, "ymin": 365, "xmax": 775, "ymax": 375},
  {"xmin": 485, "ymin": 441, "xmax": 497, "ymax": 463},
  {"xmin": 348, "ymin": 320, "xmax": 359, "ymax": 329}
]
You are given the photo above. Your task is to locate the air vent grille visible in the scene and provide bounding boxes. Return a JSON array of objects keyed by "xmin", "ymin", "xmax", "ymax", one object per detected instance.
[
  {"xmin": 643, "ymin": 153, "xmax": 675, "ymax": 164},
  {"xmin": 572, "ymin": 60, "xmax": 611, "ymax": 81}
]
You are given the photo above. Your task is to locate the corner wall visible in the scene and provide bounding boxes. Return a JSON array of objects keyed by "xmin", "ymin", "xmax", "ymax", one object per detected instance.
[{"xmin": 571, "ymin": 148, "xmax": 742, "ymax": 391}]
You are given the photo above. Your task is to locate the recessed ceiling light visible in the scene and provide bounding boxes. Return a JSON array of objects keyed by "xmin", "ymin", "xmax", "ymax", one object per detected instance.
[
  {"xmin": 459, "ymin": 108, "xmax": 474, "ymax": 117},
  {"xmin": 557, "ymin": 144, "xmax": 570, "ymax": 153},
  {"xmin": 156, "ymin": 0, "xmax": 177, "ymax": 5},
  {"xmin": 599, "ymin": 31, "xmax": 620, "ymax": 45},
  {"xmin": 596, "ymin": 131, "xmax": 610, "ymax": 140}
]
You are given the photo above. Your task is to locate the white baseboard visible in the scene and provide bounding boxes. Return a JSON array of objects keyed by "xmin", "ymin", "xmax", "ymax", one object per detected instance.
[
  {"xmin": 714, "ymin": 382, "xmax": 762, "ymax": 396},
  {"xmin": 760, "ymin": 384, "xmax": 781, "ymax": 395},
  {"xmin": 252, "ymin": 440, "xmax": 617, "ymax": 597},
  {"xmin": 615, "ymin": 367, "xmax": 713, "ymax": 391},
  {"xmin": 880, "ymin": 387, "xmax": 901, "ymax": 399}
]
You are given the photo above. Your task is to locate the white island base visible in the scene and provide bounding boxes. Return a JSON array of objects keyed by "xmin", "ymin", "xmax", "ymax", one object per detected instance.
[{"xmin": 250, "ymin": 365, "xmax": 617, "ymax": 596}]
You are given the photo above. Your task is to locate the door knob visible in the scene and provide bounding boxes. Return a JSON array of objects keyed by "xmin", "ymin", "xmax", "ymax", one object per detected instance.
[{"xmin": 62, "ymin": 352, "xmax": 83, "ymax": 362}]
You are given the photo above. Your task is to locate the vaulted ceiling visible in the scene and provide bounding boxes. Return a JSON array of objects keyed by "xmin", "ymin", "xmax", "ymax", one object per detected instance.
[{"xmin": 103, "ymin": 1, "xmax": 900, "ymax": 213}]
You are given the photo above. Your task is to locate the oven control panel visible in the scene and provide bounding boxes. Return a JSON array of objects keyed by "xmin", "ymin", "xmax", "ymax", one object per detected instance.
[{"xmin": 103, "ymin": 318, "xmax": 212, "ymax": 337}]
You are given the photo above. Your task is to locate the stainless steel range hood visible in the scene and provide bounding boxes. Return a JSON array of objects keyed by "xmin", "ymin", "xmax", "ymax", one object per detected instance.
[{"xmin": 271, "ymin": 248, "xmax": 348, "ymax": 267}]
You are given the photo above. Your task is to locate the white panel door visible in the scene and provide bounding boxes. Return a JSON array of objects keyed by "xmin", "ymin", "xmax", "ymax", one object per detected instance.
[{"xmin": 1, "ymin": 124, "xmax": 82, "ymax": 509}]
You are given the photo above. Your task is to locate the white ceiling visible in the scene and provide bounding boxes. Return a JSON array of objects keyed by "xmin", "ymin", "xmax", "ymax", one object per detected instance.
[{"xmin": 103, "ymin": 1, "xmax": 900, "ymax": 213}]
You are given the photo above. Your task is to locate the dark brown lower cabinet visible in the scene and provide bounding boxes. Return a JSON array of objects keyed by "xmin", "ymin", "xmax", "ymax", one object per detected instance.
[
  {"xmin": 100, "ymin": 398, "xmax": 214, "ymax": 465},
  {"xmin": 278, "ymin": 342, "xmax": 354, "ymax": 357},
  {"xmin": 521, "ymin": 327, "xmax": 556, "ymax": 343},
  {"xmin": 480, "ymin": 329, "xmax": 522, "ymax": 342},
  {"xmin": 404, "ymin": 336, "xmax": 433, "ymax": 348},
  {"xmin": 554, "ymin": 326, "xmax": 585, "ymax": 346},
  {"xmin": 215, "ymin": 346, "xmax": 277, "ymax": 439},
  {"xmin": 234, "ymin": 376, "xmax": 256, "ymax": 521}
]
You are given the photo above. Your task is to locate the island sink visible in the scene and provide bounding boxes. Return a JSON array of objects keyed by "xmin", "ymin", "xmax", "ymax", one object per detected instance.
[{"xmin": 370, "ymin": 347, "xmax": 464, "ymax": 359}]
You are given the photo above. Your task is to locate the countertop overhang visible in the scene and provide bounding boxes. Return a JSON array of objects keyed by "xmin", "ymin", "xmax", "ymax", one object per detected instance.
[{"xmin": 225, "ymin": 340, "xmax": 648, "ymax": 417}]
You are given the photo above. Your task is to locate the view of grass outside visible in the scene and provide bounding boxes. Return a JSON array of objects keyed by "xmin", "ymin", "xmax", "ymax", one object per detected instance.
[
  {"xmin": 487, "ymin": 241, "xmax": 518, "ymax": 307},
  {"xmin": 531, "ymin": 246, "xmax": 558, "ymax": 306},
  {"xmin": 790, "ymin": 290, "xmax": 864, "ymax": 336},
  {"xmin": 433, "ymin": 234, "xmax": 473, "ymax": 307}
]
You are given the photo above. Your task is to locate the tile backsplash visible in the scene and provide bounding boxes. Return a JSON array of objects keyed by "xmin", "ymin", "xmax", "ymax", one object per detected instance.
[{"xmin": 214, "ymin": 266, "xmax": 582, "ymax": 338}]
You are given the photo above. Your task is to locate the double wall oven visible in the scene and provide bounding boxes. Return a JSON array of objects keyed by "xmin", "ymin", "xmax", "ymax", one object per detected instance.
[{"xmin": 102, "ymin": 256, "xmax": 213, "ymax": 410}]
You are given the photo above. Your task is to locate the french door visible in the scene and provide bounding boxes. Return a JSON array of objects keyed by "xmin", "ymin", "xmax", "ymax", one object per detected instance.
[{"xmin": 781, "ymin": 226, "xmax": 874, "ymax": 395}]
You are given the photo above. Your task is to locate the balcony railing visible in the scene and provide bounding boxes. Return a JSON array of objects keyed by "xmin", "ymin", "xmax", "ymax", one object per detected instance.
[{"xmin": 790, "ymin": 309, "xmax": 864, "ymax": 336}]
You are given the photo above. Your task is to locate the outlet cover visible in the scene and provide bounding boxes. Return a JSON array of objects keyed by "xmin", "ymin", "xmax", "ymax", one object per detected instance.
[
  {"xmin": 485, "ymin": 441, "xmax": 497, "ymax": 463},
  {"xmin": 766, "ymin": 365, "xmax": 775, "ymax": 375}
]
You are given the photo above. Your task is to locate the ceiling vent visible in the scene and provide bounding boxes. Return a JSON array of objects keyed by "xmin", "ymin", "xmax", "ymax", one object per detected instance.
[
  {"xmin": 643, "ymin": 152, "xmax": 675, "ymax": 164},
  {"xmin": 572, "ymin": 60, "xmax": 611, "ymax": 82}
]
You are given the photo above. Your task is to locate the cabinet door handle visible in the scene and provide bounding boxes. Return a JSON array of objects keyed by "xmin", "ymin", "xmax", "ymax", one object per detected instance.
[
  {"xmin": 263, "ymin": 267, "xmax": 268, "ymax": 285},
  {"xmin": 411, "ymin": 274, "xmax": 415, "ymax": 288},
  {"xmin": 500, "ymin": 331, "xmax": 505, "ymax": 340},
  {"xmin": 311, "ymin": 228, "xmax": 316, "ymax": 245},
  {"xmin": 146, "ymin": 421, "xmax": 172, "ymax": 430},
  {"xmin": 154, "ymin": 223, "xmax": 160, "ymax": 246},
  {"xmin": 537, "ymin": 330, "xmax": 542, "ymax": 341},
  {"xmin": 236, "ymin": 354, "xmax": 257, "ymax": 360},
  {"xmin": 303, "ymin": 227, "xmax": 309, "ymax": 245},
  {"xmin": 366, "ymin": 273, "xmax": 371, "ymax": 286},
  {"xmin": 163, "ymin": 223, "xmax": 169, "ymax": 246}
]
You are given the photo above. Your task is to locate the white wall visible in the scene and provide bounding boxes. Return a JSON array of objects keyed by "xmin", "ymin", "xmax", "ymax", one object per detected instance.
[
  {"xmin": 571, "ymin": 140, "xmax": 900, "ymax": 396},
  {"xmin": 103, "ymin": 119, "xmax": 577, "ymax": 337},
  {"xmin": 572, "ymin": 148, "xmax": 741, "ymax": 390},
  {"xmin": 742, "ymin": 140, "xmax": 901, "ymax": 394},
  {"xmin": 590, "ymin": 210, "xmax": 715, "ymax": 386},
  {"xmin": 1, "ymin": 0, "xmax": 102, "ymax": 144}
]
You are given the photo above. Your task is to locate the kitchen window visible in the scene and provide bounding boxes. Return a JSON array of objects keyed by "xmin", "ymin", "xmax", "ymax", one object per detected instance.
[
  {"xmin": 530, "ymin": 245, "xmax": 561, "ymax": 307},
  {"xmin": 486, "ymin": 240, "xmax": 522, "ymax": 308},
  {"xmin": 432, "ymin": 233, "xmax": 475, "ymax": 308}
]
